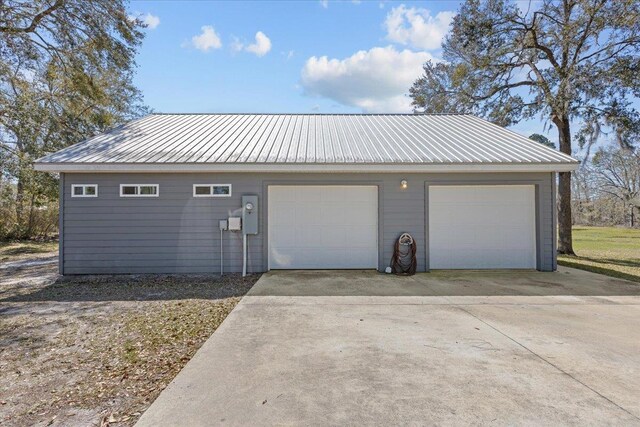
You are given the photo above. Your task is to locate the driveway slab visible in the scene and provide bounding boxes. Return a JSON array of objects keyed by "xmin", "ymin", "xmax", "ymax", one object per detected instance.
[{"xmin": 137, "ymin": 268, "xmax": 640, "ymax": 426}]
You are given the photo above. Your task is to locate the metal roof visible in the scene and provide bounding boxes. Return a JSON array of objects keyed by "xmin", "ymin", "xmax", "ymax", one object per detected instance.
[{"xmin": 35, "ymin": 114, "xmax": 578, "ymax": 173}]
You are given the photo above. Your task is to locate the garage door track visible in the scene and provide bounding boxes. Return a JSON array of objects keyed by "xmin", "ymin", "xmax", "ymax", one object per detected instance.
[{"xmin": 137, "ymin": 267, "xmax": 640, "ymax": 426}]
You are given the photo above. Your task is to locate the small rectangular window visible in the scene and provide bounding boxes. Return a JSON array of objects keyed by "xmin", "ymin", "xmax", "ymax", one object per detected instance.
[
  {"xmin": 212, "ymin": 184, "xmax": 231, "ymax": 196},
  {"xmin": 120, "ymin": 184, "xmax": 159, "ymax": 197},
  {"xmin": 140, "ymin": 185, "xmax": 157, "ymax": 195},
  {"xmin": 193, "ymin": 185, "xmax": 212, "ymax": 197},
  {"xmin": 193, "ymin": 184, "xmax": 231, "ymax": 197},
  {"xmin": 71, "ymin": 185, "xmax": 98, "ymax": 197},
  {"xmin": 122, "ymin": 186, "xmax": 137, "ymax": 195}
]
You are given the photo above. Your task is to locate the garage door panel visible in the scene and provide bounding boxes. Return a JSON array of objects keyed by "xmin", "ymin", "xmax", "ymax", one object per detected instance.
[
  {"xmin": 270, "ymin": 225, "xmax": 296, "ymax": 246},
  {"xmin": 348, "ymin": 202, "xmax": 376, "ymax": 219},
  {"xmin": 269, "ymin": 248, "xmax": 293, "ymax": 268},
  {"xmin": 348, "ymin": 226, "xmax": 379, "ymax": 247},
  {"xmin": 286, "ymin": 248, "xmax": 347, "ymax": 269},
  {"xmin": 269, "ymin": 186, "xmax": 378, "ymax": 269},
  {"xmin": 294, "ymin": 225, "xmax": 324, "ymax": 247},
  {"xmin": 320, "ymin": 203, "xmax": 348, "ymax": 224},
  {"xmin": 295, "ymin": 204, "xmax": 324, "ymax": 224},
  {"xmin": 320, "ymin": 186, "xmax": 345, "ymax": 201},
  {"xmin": 429, "ymin": 185, "xmax": 536, "ymax": 269},
  {"xmin": 319, "ymin": 226, "xmax": 353, "ymax": 245},
  {"xmin": 273, "ymin": 187, "xmax": 297, "ymax": 202},
  {"xmin": 322, "ymin": 248, "xmax": 350, "ymax": 268},
  {"xmin": 270, "ymin": 202, "xmax": 296, "ymax": 226},
  {"xmin": 295, "ymin": 186, "xmax": 321, "ymax": 201},
  {"xmin": 346, "ymin": 250, "xmax": 378, "ymax": 267}
]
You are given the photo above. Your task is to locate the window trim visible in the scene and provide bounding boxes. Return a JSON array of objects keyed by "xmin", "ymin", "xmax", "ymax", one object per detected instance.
[
  {"xmin": 192, "ymin": 184, "xmax": 232, "ymax": 198},
  {"xmin": 119, "ymin": 184, "xmax": 159, "ymax": 198},
  {"xmin": 71, "ymin": 184, "xmax": 98, "ymax": 198}
]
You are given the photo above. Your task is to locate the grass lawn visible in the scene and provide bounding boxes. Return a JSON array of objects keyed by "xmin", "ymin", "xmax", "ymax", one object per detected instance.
[{"xmin": 558, "ymin": 226, "xmax": 640, "ymax": 282}]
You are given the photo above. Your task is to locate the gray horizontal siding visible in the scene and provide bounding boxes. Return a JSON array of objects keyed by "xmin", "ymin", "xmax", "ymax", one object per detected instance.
[{"xmin": 62, "ymin": 172, "xmax": 556, "ymax": 274}]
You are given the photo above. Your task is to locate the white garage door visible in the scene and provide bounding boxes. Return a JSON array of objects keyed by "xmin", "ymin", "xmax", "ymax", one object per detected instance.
[
  {"xmin": 429, "ymin": 185, "xmax": 536, "ymax": 269},
  {"xmin": 268, "ymin": 186, "xmax": 378, "ymax": 269}
]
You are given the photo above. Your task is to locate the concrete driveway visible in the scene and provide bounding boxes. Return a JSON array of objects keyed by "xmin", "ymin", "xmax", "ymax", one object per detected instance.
[{"xmin": 137, "ymin": 267, "xmax": 640, "ymax": 426}]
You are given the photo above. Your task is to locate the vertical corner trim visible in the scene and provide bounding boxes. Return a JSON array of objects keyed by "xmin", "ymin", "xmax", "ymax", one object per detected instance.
[
  {"xmin": 551, "ymin": 172, "xmax": 558, "ymax": 271},
  {"xmin": 59, "ymin": 173, "xmax": 64, "ymax": 275}
]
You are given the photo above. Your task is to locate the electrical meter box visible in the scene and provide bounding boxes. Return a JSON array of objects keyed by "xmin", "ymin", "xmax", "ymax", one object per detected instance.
[
  {"xmin": 242, "ymin": 195, "xmax": 259, "ymax": 235},
  {"xmin": 228, "ymin": 217, "xmax": 241, "ymax": 231}
]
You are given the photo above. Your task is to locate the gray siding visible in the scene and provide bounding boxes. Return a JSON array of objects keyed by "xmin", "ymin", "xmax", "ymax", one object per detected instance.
[{"xmin": 62, "ymin": 172, "xmax": 556, "ymax": 274}]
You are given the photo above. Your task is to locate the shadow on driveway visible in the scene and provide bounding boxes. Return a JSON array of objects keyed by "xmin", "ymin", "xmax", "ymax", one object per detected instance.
[
  {"xmin": 5, "ymin": 264, "xmax": 640, "ymax": 305},
  {"xmin": 248, "ymin": 267, "xmax": 640, "ymax": 297}
]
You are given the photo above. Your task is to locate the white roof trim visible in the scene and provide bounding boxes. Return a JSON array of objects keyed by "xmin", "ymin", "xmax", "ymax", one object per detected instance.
[{"xmin": 34, "ymin": 162, "xmax": 578, "ymax": 173}]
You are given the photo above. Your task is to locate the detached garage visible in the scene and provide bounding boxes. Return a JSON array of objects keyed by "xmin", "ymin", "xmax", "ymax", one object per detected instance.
[{"xmin": 34, "ymin": 113, "xmax": 577, "ymax": 275}]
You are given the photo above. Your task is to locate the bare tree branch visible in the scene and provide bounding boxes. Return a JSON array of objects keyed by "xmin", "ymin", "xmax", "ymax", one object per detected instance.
[{"xmin": 0, "ymin": 0, "xmax": 65, "ymax": 34}]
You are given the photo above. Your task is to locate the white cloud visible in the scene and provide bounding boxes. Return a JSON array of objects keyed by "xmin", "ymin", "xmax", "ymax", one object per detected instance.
[
  {"xmin": 141, "ymin": 13, "xmax": 160, "ymax": 29},
  {"xmin": 191, "ymin": 26, "xmax": 222, "ymax": 52},
  {"xmin": 300, "ymin": 46, "xmax": 433, "ymax": 113},
  {"xmin": 384, "ymin": 4, "xmax": 454, "ymax": 50},
  {"xmin": 231, "ymin": 31, "xmax": 272, "ymax": 57},
  {"xmin": 245, "ymin": 31, "xmax": 272, "ymax": 57}
]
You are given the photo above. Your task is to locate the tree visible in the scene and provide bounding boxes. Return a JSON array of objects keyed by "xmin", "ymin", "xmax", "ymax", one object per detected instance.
[
  {"xmin": 529, "ymin": 133, "xmax": 555, "ymax": 149},
  {"xmin": 0, "ymin": 0, "xmax": 148, "ymax": 238},
  {"xmin": 410, "ymin": 0, "xmax": 640, "ymax": 254},
  {"xmin": 591, "ymin": 146, "xmax": 640, "ymax": 226}
]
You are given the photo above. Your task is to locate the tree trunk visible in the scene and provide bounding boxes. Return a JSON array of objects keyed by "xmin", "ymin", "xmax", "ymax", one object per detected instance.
[
  {"xmin": 26, "ymin": 193, "xmax": 36, "ymax": 238},
  {"xmin": 15, "ymin": 174, "xmax": 25, "ymax": 239},
  {"xmin": 555, "ymin": 116, "xmax": 575, "ymax": 255}
]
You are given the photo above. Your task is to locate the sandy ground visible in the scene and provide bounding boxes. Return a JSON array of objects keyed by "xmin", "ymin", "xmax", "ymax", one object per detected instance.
[{"xmin": 0, "ymin": 254, "xmax": 258, "ymax": 426}]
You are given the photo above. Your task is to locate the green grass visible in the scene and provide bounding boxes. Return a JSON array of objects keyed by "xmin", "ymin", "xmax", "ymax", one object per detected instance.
[
  {"xmin": 558, "ymin": 226, "xmax": 640, "ymax": 282},
  {"xmin": 0, "ymin": 240, "xmax": 58, "ymax": 262}
]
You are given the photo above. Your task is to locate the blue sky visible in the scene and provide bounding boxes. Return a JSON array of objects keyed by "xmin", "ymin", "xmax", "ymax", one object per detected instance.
[{"xmin": 128, "ymin": 0, "xmax": 549, "ymax": 140}]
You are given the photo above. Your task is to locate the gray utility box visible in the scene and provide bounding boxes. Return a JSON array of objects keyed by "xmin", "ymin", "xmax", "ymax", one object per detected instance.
[{"xmin": 242, "ymin": 195, "xmax": 259, "ymax": 235}]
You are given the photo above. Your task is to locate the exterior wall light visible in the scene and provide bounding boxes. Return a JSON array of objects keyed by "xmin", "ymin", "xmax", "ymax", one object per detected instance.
[{"xmin": 401, "ymin": 179, "xmax": 408, "ymax": 189}]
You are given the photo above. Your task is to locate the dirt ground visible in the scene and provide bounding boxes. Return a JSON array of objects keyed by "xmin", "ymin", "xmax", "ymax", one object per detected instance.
[{"xmin": 0, "ymin": 252, "xmax": 259, "ymax": 426}]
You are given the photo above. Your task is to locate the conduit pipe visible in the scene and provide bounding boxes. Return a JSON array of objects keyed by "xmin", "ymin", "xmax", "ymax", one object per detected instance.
[
  {"xmin": 242, "ymin": 234, "xmax": 247, "ymax": 277},
  {"xmin": 220, "ymin": 227, "xmax": 224, "ymax": 276}
]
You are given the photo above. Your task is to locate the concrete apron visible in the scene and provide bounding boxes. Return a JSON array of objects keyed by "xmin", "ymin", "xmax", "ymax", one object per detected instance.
[{"xmin": 136, "ymin": 268, "xmax": 640, "ymax": 426}]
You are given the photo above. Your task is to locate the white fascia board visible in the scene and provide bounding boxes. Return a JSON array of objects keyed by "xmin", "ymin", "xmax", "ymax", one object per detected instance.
[{"xmin": 34, "ymin": 161, "xmax": 578, "ymax": 173}]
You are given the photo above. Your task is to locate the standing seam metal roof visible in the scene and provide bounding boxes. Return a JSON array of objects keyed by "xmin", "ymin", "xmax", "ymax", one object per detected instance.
[{"xmin": 36, "ymin": 113, "xmax": 577, "ymax": 166}]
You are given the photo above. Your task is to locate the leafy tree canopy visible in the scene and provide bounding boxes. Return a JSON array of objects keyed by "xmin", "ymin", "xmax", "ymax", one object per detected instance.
[
  {"xmin": 410, "ymin": 0, "xmax": 640, "ymax": 152},
  {"xmin": 529, "ymin": 133, "xmax": 555, "ymax": 149},
  {"xmin": 0, "ymin": 0, "xmax": 148, "ymax": 238}
]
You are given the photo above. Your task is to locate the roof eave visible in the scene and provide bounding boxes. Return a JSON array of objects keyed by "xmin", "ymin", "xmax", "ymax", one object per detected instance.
[{"xmin": 34, "ymin": 162, "xmax": 579, "ymax": 173}]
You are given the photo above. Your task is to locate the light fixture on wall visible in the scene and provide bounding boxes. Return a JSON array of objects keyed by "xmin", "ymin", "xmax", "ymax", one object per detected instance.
[{"xmin": 400, "ymin": 179, "xmax": 408, "ymax": 189}]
